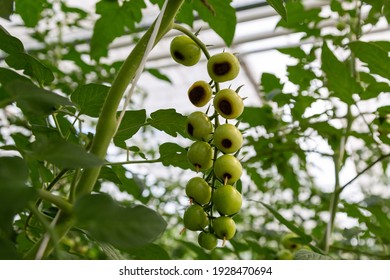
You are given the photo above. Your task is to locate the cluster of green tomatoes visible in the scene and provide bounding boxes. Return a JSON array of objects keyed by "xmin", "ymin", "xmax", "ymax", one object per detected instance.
[{"xmin": 170, "ymin": 34, "xmax": 245, "ymax": 250}]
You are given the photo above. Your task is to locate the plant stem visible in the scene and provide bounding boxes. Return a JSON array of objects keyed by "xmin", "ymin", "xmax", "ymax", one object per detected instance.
[
  {"xmin": 36, "ymin": 189, "xmax": 72, "ymax": 214},
  {"xmin": 27, "ymin": 202, "xmax": 64, "ymax": 259},
  {"xmin": 75, "ymin": 0, "xmax": 185, "ymax": 198},
  {"xmin": 338, "ymin": 153, "xmax": 390, "ymax": 193}
]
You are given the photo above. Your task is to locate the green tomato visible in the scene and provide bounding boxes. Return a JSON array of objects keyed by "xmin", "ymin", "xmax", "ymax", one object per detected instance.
[
  {"xmin": 186, "ymin": 111, "xmax": 213, "ymax": 141},
  {"xmin": 187, "ymin": 141, "xmax": 214, "ymax": 171},
  {"xmin": 207, "ymin": 52, "xmax": 240, "ymax": 82},
  {"xmin": 214, "ymin": 154, "xmax": 242, "ymax": 185},
  {"xmin": 277, "ymin": 249, "xmax": 294, "ymax": 260},
  {"xmin": 213, "ymin": 89, "xmax": 244, "ymax": 119},
  {"xmin": 213, "ymin": 216, "xmax": 236, "ymax": 240},
  {"xmin": 188, "ymin": 80, "xmax": 213, "ymax": 107},
  {"xmin": 213, "ymin": 185, "xmax": 242, "ymax": 216},
  {"xmin": 183, "ymin": 204, "xmax": 208, "ymax": 231},
  {"xmin": 281, "ymin": 233, "xmax": 302, "ymax": 251},
  {"xmin": 170, "ymin": 35, "xmax": 201, "ymax": 66},
  {"xmin": 213, "ymin": 123, "xmax": 243, "ymax": 154},
  {"xmin": 198, "ymin": 232, "xmax": 218, "ymax": 250},
  {"xmin": 185, "ymin": 177, "xmax": 212, "ymax": 205}
]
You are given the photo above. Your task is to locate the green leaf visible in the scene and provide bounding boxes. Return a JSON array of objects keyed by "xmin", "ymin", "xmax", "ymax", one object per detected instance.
[
  {"xmin": 0, "ymin": 157, "xmax": 36, "ymax": 238},
  {"xmin": 245, "ymin": 167, "xmax": 268, "ymax": 192},
  {"xmin": 0, "ymin": 238, "xmax": 20, "ymax": 260},
  {"xmin": 114, "ymin": 109, "xmax": 146, "ymax": 149},
  {"xmin": 294, "ymin": 249, "xmax": 332, "ymax": 260},
  {"xmin": 74, "ymin": 193, "xmax": 167, "ymax": 250},
  {"xmin": 175, "ymin": 0, "xmax": 195, "ymax": 26},
  {"xmin": 0, "ymin": 67, "xmax": 31, "ymax": 107},
  {"xmin": 193, "ymin": 0, "xmax": 236, "ymax": 46},
  {"xmin": 127, "ymin": 243, "xmax": 171, "ymax": 260},
  {"xmin": 260, "ymin": 202, "xmax": 312, "ymax": 244},
  {"xmin": 266, "ymin": 0, "xmax": 287, "ymax": 21},
  {"xmin": 30, "ymin": 135, "xmax": 104, "ymax": 169},
  {"xmin": 159, "ymin": 142, "xmax": 191, "ymax": 169},
  {"xmin": 287, "ymin": 64, "xmax": 317, "ymax": 90},
  {"xmin": 0, "ymin": 25, "xmax": 24, "ymax": 54},
  {"xmin": 385, "ymin": 2, "xmax": 390, "ymax": 23},
  {"xmin": 321, "ymin": 42, "xmax": 359, "ymax": 104},
  {"xmin": 99, "ymin": 166, "xmax": 144, "ymax": 199},
  {"xmin": 5, "ymin": 52, "xmax": 54, "ymax": 85},
  {"xmin": 362, "ymin": 0, "xmax": 383, "ymax": 11},
  {"xmin": 241, "ymin": 105, "xmax": 278, "ymax": 132},
  {"xmin": 0, "ymin": 0, "xmax": 14, "ymax": 19},
  {"xmin": 277, "ymin": 47, "xmax": 307, "ymax": 60},
  {"xmin": 5, "ymin": 80, "xmax": 73, "ymax": 116},
  {"xmin": 145, "ymin": 68, "xmax": 172, "ymax": 84},
  {"xmin": 148, "ymin": 109, "xmax": 187, "ymax": 138},
  {"xmin": 349, "ymin": 41, "xmax": 390, "ymax": 80},
  {"xmin": 277, "ymin": 2, "xmax": 322, "ymax": 37},
  {"xmin": 308, "ymin": 121, "xmax": 342, "ymax": 151},
  {"xmin": 261, "ymin": 72, "xmax": 284, "ymax": 100},
  {"xmin": 15, "ymin": 0, "xmax": 47, "ymax": 28},
  {"xmin": 361, "ymin": 81, "xmax": 390, "ymax": 100},
  {"xmin": 90, "ymin": 0, "xmax": 146, "ymax": 59},
  {"xmin": 71, "ymin": 83, "xmax": 110, "ymax": 117}
]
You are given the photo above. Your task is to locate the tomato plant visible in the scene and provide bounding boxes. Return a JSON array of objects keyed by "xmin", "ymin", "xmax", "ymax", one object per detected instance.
[{"xmin": 0, "ymin": 0, "xmax": 389, "ymax": 260}]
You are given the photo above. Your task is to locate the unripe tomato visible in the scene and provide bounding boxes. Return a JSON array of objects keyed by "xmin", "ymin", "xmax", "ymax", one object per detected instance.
[
  {"xmin": 170, "ymin": 35, "xmax": 201, "ymax": 66},
  {"xmin": 281, "ymin": 233, "xmax": 302, "ymax": 251},
  {"xmin": 183, "ymin": 204, "xmax": 208, "ymax": 231},
  {"xmin": 213, "ymin": 184, "xmax": 242, "ymax": 216},
  {"xmin": 277, "ymin": 249, "xmax": 294, "ymax": 260},
  {"xmin": 188, "ymin": 81, "xmax": 213, "ymax": 107},
  {"xmin": 207, "ymin": 52, "xmax": 240, "ymax": 82},
  {"xmin": 214, "ymin": 154, "xmax": 242, "ymax": 185},
  {"xmin": 213, "ymin": 216, "xmax": 236, "ymax": 240},
  {"xmin": 187, "ymin": 141, "xmax": 214, "ymax": 171},
  {"xmin": 185, "ymin": 177, "xmax": 212, "ymax": 205},
  {"xmin": 213, "ymin": 123, "xmax": 243, "ymax": 154},
  {"xmin": 198, "ymin": 232, "xmax": 218, "ymax": 250},
  {"xmin": 186, "ymin": 111, "xmax": 213, "ymax": 141},
  {"xmin": 213, "ymin": 89, "xmax": 244, "ymax": 119}
]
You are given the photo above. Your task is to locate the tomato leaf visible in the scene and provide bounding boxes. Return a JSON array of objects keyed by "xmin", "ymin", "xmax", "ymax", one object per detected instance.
[
  {"xmin": 114, "ymin": 109, "xmax": 147, "ymax": 149},
  {"xmin": 175, "ymin": 0, "xmax": 195, "ymax": 26},
  {"xmin": 193, "ymin": 0, "xmax": 236, "ymax": 46},
  {"xmin": 145, "ymin": 68, "xmax": 172, "ymax": 84},
  {"xmin": 30, "ymin": 135, "xmax": 104, "ymax": 169},
  {"xmin": 5, "ymin": 53, "xmax": 54, "ymax": 85},
  {"xmin": 0, "ymin": 157, "xmax": 36, "ymax": 239},
  {"xmin": 99, "ymin": 166, "xmax": 144, "ymax": 200},
  {"xmin": 260, "ymin": 201, "xmax": 312, "ymax": 244},
  {"xmin": 90, "ymin": 0, "xmax": 146, "ymax": 60},
  {"xmin": 159, "ymin": 142, "xmax": 191, "ymax": 169},
  {"xmin": 148, "ymin": 109, "xmax": 188, "ymax": 138},
  {"xmin": 294, "ymin": 249, "xmax": 332, "ymax": 260},
  {"xmin": 74, "ymin": 193, "xmax": 167, "ymax": 250},
  {"xmin": 321, "ymin": 42, "xmax": 360, "ymax": 104},
  {"xmin": 15, "ymin": 0, "xmax": 47, "ymax": 27},
  {"xmin": 349, "ymin": 41, "xmax": 390, "ymax": 80},
  {"xmin": 126, "ymin": 243, "xmax": 171, "ymax": 260},
  {"xmin": 5, "ymin": 80, "xmax": 73, "ymax": 116},
  {"xmin": 266, "ymin": 0, "xmax": 287, "ymax": 21},
  {"xmin": 0, "ymin": 0, "xmax": 14, "ymax": 20},
  {"xmin": 71, "ymin": 83, "xmax": 110, "ymax": 117},
  {"xmin": 0, "ymin": 25, "xmax": 24, "ymax": 54}
]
